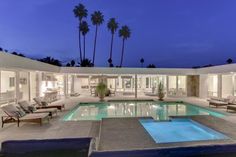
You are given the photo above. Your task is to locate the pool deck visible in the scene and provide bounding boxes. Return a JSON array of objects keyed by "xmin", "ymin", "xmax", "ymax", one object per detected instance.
[
  {"xmin": 0, "ymin": 95, "xmax": 236, "ymax": 151},
  {"xmin": 97, "ymin": 116, "xmax": 236, "ymax": 152},
  {"xmin": 98, "ymin": 117, "xmax": 157, "ymax": 151}
]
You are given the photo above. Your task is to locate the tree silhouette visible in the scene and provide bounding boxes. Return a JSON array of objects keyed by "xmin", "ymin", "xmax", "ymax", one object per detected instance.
[
  {"xmin": 73, "ymin": 3, "xmax": 88, "ymax": 62},
  {"xmin": 227, "ymin": 58, "xmax": 233, "ymax": 64},
  {"xmin": 140, "ymin": 58, "xmax": 144, "ymax": 67},
  {"xmin": 78, "ymin": 58, "xmax": 93, "ymax": 67},
  {"xmin": 0, "ymin": 47, "xmax": 3, "ymax": 51},
  {"xmin": 107, "ymin": 18, "xmax": 119, "ymax": 67},
  {"xmin": 38, "ymin": 57, "xmax": 62, "ymax": 66},
  {"xmin": 119, "ymin": 25, "xmax": 131, "ymax": 67},
  {"xmin": 70, "ymin": 60, "xmax": 76, "ymax": 66},
  {"xmin": 91, "ymin": 11, "xmax": 104, "ymax": 65},
  {"xmin": 80, "ymin": 21, "xmax": 89, "ymax": 60},
  {"xmin": 12, "ymin": 52, "xmax": 25, "ymax": 57},
  {"xmin": 147, "ymin": 64, "xmax": 156, "ymax": 68}
]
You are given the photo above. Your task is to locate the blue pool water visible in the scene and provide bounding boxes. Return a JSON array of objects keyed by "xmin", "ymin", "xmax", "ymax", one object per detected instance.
[
  {"xmin": 63, "ymin": 101, "xmax": 226, "ymax": 121},
  {"xmin": 140, "ymin": 119, "xmax": 229, "ymax": 143}
]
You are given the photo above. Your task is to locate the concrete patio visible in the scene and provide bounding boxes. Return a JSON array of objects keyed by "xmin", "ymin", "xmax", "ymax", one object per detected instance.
[{"xmin": 0, "ymin": 95, "xmax": 236, "ymax": 150}]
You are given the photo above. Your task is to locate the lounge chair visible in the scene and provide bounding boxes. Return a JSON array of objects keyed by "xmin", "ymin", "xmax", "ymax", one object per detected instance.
[
  {"xmin": 109, "ymin": 90, "xmax": 116, "ymax": 96},
  {"xmin": 226, "ymin": 96, "xmax": 236, "ymax": 112},
  {"xmin": 70, "ymin": 92, "xmax": 80, "ymax": 97},
  {"xmin": 33, "ymin": 97, "xmax": 65, "ymax": 111},
  {"xmin": 208, "ymin": 98, "xmax": 228, "ymax": 108},
  {"xmin": 18, "ymin": 101, "xmax": 57, "ymax": 118},
  {"xmin": 208, "ymin": 96, "xmax": 235, "ymax": 108},
  {"xmin": 1, "ymin": 104, "xmax": 49, "ymax": 127}
]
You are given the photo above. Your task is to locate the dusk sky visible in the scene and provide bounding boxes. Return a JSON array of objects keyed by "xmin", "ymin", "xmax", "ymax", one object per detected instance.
[{"xmin": 1, "ymin": 0, "xmax": 236, "ymax": 68}]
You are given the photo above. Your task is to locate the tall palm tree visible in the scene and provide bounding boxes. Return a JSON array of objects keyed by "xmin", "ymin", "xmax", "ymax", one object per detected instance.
[
  {"xmin": 119, "ymin": 25, "xmax": 131, "ymax": 67},
  {"xmin": 73, "ymin": 3, "xmax": 88, "ymax": 62},
  {"xmin": 80, "ymin": 21, "xmax": 89, "ymax": 60},
  {"xmin": 140, "ymin": 58, "xmax": 144, "ymax": 67},
  {"xmin": 91, "ymin": 11, "xmax": 104, "ymax": 65},
  {"xmin": 107, "ymin": 18, "xmax": 119, "ymax": 67}
]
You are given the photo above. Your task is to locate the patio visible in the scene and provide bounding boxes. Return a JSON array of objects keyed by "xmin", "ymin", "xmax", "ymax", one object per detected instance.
[{"xmin": 0, "ymin": 96, "xmax": 236, "ymax": 151}]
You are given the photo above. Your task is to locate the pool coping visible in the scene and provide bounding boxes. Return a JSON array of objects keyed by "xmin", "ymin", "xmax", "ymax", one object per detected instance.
[{"xmin": 62, "ymin": 100, "xmax": 229, "ymax": 121}]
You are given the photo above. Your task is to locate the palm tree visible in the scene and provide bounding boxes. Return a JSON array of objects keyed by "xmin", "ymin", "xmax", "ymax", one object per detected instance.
[
  {"xmin": 119, "ymin": 25, "xmax": 131, "ymax": 67},
  {"xmin": 80, "ymin": 21, "xmax": 89, "ymax": 60},
  {"xmin": 227, "ymin": 58, "xmax": 233, "ymax": 64},
  {"xmin": 70, "ymin": 60, "xmax": 76, "ymax": 66},
  {"xmin": 91, "ymin": 11, "xmax": 104, "ymax": 65},
  {"xmin": 38, "ymin": 57, "xmax": 62, "ymax": 66},
  {"xmin": 107, "ymin": 18, "xmax": 119, "ymax": 67},
  {"xmin": 73, "ymin": 3, "xmax": 88, "ymax": 62},
  {"xmin": 147, "ymin": 64, "xmax": 156, "ymax": 68},
  {"xmin": 78, "ymin": 58, "xmax": 93, "ymax": 67},
  {"xmin": 140, "ymin": 58, "xmax": 144, "ymax": 67}
]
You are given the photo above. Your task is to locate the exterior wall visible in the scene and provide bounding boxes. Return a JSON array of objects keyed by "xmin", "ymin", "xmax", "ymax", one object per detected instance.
[
  {"xmin": 199, "ymin": 74, "xmax": 208, "ymax": 98},
  {"xmin": 3, "ymin": 51, "xmax": 236, "ymax": 100}
]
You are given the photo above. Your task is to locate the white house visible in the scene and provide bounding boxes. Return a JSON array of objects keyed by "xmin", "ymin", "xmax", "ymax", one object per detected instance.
[{"xmin": 0, "ymin": 51, "xmax": 235, "ymax": 104}]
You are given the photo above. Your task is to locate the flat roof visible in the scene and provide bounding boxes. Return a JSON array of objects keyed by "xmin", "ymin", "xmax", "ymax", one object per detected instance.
[{"xmin": 1, "ymin": 51, "xmax": 236, "ymax": 75}]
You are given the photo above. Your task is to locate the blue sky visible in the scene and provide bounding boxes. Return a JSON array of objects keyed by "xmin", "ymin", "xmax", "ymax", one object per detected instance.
[{"xmin": 0, "ymin": 0, "xmax": 236, "ymax": 67}]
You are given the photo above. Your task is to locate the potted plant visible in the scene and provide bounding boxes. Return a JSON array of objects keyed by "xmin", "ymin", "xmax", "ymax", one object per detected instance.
[
  {"xmin": 96, "ymin": 82, "xmax": 107, "ymax": 101},
  {"xmin": 158, "ymin": 82, "xmax": 165, "ymax": 101}
]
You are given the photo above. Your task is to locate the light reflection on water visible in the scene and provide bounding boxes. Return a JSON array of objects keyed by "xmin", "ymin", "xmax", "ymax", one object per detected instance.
[{"xmin": 64, "ymin": 101, "xmax": 225, "ymax": 121}]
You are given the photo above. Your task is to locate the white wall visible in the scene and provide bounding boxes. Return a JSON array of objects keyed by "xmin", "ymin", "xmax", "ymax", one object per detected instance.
[
  {"xmin": 222, "ymin": 74, "xmax": 233, "ymax": 98},
  {"xmin": 1, "ymin": 71, "xmax": 15, "ymax": 93},
  {"xmin": 199, "ymin": 74, "xmax": 208, "ymax": 98}
]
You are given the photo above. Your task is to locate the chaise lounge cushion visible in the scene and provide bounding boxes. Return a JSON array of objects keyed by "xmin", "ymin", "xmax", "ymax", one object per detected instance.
[
  {"xmin": 1, "ymin": 104, "xmax": 25, "ymax": 118},
  {"xmin": 227, "ymin": 96, "xmax": 236, "ymax": 104},
  {"xmin": 209, "ymin": 100, "xmax": 228, "ymax": 105},
  {"xmin": 18, "ymin": 101, "xmax": 36, "ymax": 113},
  {"xmin": 33, "ymin": 108, "xmax": 57, "ymax": 116},
  {"xmin": 19, "ymin": 113, "xmax": 48, "ymax": 121},
  {"xmin": 34, "ymin": 97, "xmax": 65, "ymax": 110},
  {"xmin": 33, "ymin": 97, "xmax": 48, "ymax": 107}
]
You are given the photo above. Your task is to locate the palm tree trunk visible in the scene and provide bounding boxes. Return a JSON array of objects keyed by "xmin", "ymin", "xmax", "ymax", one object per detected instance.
[
  {"xmin": 120, "ymin": 38, "xmax": 125, "ymax": 67},
  {"xmin": 92, "ymin": 25, "xmax": 98, "ymax": 65},
  {"xmin": 109, "ymin": 33, "xmax": 114, "ymax": 62},
  {"xmin": 79, "ymin": 21, "xmax": 82, "ymax": 62},
  {"xmin": 83, "ymin": 35, "xmax": 86, "ymax": 60}
]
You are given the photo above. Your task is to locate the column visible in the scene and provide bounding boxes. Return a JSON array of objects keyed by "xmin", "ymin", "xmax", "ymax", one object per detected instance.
[
  {"xmin": 15, "ymin": 71, "xmax": 20, "ymax": 102},
  {"xmin": 64, "ymin": 74, "xmax": 68, "ymax": 97},
  {"xmin": 28, "ymin": 72, "xmax": 31, "ymax": 101},
  {"xmin": 166, "ymin": 76, "xmax": 169, "ymax": 97},
  {"xmin": 218, "ymin": 74, "xmax": 222, "ymax": 98},
  {"xmin": 135, "ymin": 74, "xmax": 137, "ymax": 98},
  {"xmin": 71, "ymin": 75, "xmax": 75, "ymax": 94}
]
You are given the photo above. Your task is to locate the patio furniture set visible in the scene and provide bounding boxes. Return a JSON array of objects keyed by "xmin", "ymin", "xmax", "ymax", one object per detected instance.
[{"xmin": 1, "ymin": 97, "xmax": 65, "ymax": 127}]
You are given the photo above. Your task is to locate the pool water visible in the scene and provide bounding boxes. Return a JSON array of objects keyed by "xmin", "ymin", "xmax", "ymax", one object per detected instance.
[
  {"xmin": 63, "ymin": 101, "xmax": 225, "ymax": 121},
  {"xmin": 140, "ymin": 118, "xmax": 229, "ymax": 143}
]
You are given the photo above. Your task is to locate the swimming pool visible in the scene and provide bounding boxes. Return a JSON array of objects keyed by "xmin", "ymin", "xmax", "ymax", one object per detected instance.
[
  {"xmin": 140, "ymin": 118, "xmax": 229, "ymax": 143},
  {"xmin": 63, "ymin": 101, "xmax": 226, "ymax": 121}
]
